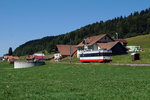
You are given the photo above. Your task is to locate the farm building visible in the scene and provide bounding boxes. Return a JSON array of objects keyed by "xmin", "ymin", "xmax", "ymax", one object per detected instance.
[
  {"xmin": 127, "ymin": 46, "xmax": 141, "ymax": 52},
  {"xmin": 54, "ymin": 45, "xmax": 77, "ymax": 60},
  {"xmin": 3, "ymin": 56, "xmax": 19, "ymax": 63},
  {"xmin": 77, "ymin": 34, "xmax": 127, "ymax": 58},
  {"xmin": 3, "ymin": 56, "xmax": 19, "ymax": 61},
  {"xmin": 27, "ymin": 53, "xmax": 47, "ymax": 62}
]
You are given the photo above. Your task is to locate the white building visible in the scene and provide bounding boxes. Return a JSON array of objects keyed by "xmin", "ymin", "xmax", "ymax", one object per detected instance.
[{"xmin": 76, "ymin": 34, "xmax": 127, "ymax": 58}]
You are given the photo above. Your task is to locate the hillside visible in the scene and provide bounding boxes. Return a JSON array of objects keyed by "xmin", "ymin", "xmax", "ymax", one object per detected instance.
[
  {"xmin": 126, "ymin": 34, "xmax": 150, "ymax": 48},
  {"xmin": 111, "ymin": 34, "xmax": 150, "ymax": 64},
  {"xmin": 13, "ymin": 8, "xmax": 150, "ymax": 56}
]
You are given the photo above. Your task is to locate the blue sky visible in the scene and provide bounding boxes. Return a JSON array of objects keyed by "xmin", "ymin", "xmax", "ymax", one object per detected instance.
[{"xmin": 0, "ymin": 0, "xmax": 150, "ymax": 56}]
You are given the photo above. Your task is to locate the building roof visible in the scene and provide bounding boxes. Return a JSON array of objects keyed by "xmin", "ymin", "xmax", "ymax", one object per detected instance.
[
  {"xmin": 3, "ymin": 56, "xmax": 19, "ymax": 60},
  {"xmin": 34, "ymin": 53, "xmax": 45, "ymax": 56},
  {"xmin": 97, "ymin": 41, "xmax": 119, "ymax": 50},
  {"xmin": 34, "ymin": 56, "xmax": 46, "ymax": 59},
  {"xmin": 56, "ymin": 45, "xmax": 77, "ymax": 56},
  {"xmin": 77, "ymin": 34, "xmax": 107, "ymax": 47},
  {"xmin": 27, "ymin": 54, "xmax": 47, "ymax": 60},
  {"xmin": 113, "ymin": 39, "xmax": 128, "ymax": 44}
]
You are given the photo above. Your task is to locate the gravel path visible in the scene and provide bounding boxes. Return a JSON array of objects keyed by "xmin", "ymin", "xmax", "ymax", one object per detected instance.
[
  {"xmin": 111, "ymin": 63, "xmax": 150, "ymax": 67},
  {"xmin": 55, "ymin": 62, "xmax": 150, "ymax": 66}
]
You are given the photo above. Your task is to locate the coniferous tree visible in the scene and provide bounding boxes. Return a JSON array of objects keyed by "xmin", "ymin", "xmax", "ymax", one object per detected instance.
[{"xmin": 8, "ymin": 47, "xmax": 13, "ymax": 56}]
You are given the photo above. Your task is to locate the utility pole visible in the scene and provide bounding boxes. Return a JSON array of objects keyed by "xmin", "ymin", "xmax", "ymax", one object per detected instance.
[
  {"xmin": 116, "ymin": 32, "xmax": 118, "ymax": 39},
  {"xmin": 70, "ymin": 39, "xmax": 71, "ymax": 64},
  {"xmin": 42, "ymin": 45, "xmax": 44, "ymax": 62}
]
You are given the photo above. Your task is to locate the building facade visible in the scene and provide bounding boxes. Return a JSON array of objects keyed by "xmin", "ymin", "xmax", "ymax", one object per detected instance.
[{"xmin": 77, "ymin": 34, "xmax": 127, "ymax": 58}]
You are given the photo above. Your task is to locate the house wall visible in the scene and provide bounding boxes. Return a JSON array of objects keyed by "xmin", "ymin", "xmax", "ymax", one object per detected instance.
[
  {"xmin": 77, "ymin": 50, "xmax": 84, "ymax": 58},
  {"xmin": 77, "ymin": 47, "xmax": 84, "ymax": 58},
  {"xmin": 77, "ymin": 43, "xmax": 99, "ymax": 58},
  {"xmin": 92, "ymin": 43, "xmax": 98, "ymax": 50},
  {"xmin": 111, "ymin": 43, "xmax": 127, "ymax": 55},
  {"xmin": 98, "ymin": 46, "xmax": 101, "ymax": 50},
  {"xmin": 84, "ymin": 45, "xmax": 88, "ymax": 51}
]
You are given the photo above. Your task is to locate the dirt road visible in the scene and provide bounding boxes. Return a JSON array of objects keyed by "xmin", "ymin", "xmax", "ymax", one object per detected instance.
[{"xmin": 55, "ymin": 62, "xmax": 150, "ymax": 67}]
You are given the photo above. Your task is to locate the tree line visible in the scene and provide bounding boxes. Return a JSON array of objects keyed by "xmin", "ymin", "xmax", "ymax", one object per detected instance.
[{"xmin": 13, "ymin": 8, "xmax": 150, "ymax": 56}]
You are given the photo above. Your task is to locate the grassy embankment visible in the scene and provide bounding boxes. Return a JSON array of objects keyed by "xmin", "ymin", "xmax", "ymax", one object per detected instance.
[
  {"xmin": 112, "ymin": 34, "xmax": 150, "ymax": 63},
  {"xmin": 1, "ymin": 62, "xmax": 150, "ymax": 99}
]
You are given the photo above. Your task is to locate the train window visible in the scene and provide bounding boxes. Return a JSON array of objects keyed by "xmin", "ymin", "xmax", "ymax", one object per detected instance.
[
  {"xmin": 80, "ymin": 54, "xmax": 84, "ymax": 57},
  {"xmin": 102, "ymin": 53, "xmax": 112, "ymax": 56}
]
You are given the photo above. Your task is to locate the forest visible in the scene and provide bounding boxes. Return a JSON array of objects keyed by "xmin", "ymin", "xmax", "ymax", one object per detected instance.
[{"xmin": 13, "ymin": 8, "xmax": 150, "ymax": 56}]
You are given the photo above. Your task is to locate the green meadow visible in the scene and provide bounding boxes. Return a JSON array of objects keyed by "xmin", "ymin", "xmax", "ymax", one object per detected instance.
[
  {"xmin": 112, "ymin": 34, "xmax": 150, "ymax": 63},
  {"xmin": 112, "ymin": 48, "xmax": 150, "ymax": 63},
  {"xmin": 126, "ymin": 34, "xmax": 150, "ymax": 48},
  {"xmin": 1, "ymin": 62, "xmax": 150, "ymax": 100}
]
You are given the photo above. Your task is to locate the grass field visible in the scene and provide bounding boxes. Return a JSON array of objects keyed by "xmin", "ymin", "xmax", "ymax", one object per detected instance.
[
  {"xmin": 112, "ymin": 48, "xmax": 150, "ymax": 63},
  {"xmin": 1, "ymin": 62, "xmax": 150, "ymax": 99},
  {"xmin": 111, "ymin": 34, "xmax": 150, "ymax": 63},
  {"xmin": 126, "ymin": 34, "xmax": 150, "ymax": 48}
]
